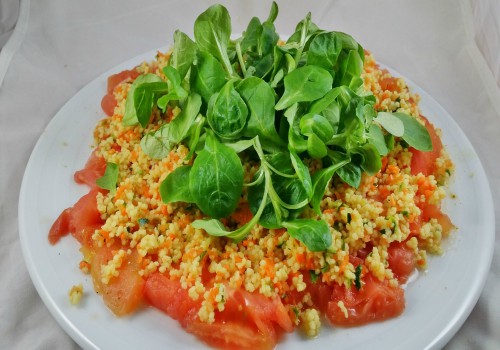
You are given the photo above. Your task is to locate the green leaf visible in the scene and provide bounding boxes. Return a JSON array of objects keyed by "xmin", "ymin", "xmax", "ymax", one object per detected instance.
[
  {"xmin": 194, "ymin": 4, "xmax": 233, "ymax": 75},
  {"xmin": 240, "ymin": 17, "xmax": 262, "ymax": 52},
  {"xmin": 352, "ymin": 143, "xmax": 382, "ymax": 175},
  {"xmin": 306, "ymin": 133, "xmax": 327, "ymax": 159},
  {"xmin": 248, "ymin": 152, "xmax": 308, "ymax": 228},
  {"xmin": 275, "ymin": 65, "xmax": 333, "ymax": 110},
  {"xmin": 336, "ymin": 161, "xmax": 362, "ymax": 188},
  {"xmin": 310, "ymin": 156, "xmax": 349, "ymax": 214},
  {"xmin": 140, "ymin": 124, "xmax": 173, "ymax": 160},
  {"xmin": 393, "ymin": 112, "xmax": 433, "ymax": 151},
  {"xmin": 190, "ymin": 51, "xmax": 227, "ymax": 105},
  {"xmin": 134, "ymin": 82, "xmax": 169, "ymax": 127},
  {"xmin": 170, "ymin": 30, "xmax": 197, "ymax": 80},
  {"xmin": 160, "ymin": 166, "xmax": 194, "ymax": 204},
  {"xmin": 123, "ymin": 74, "xmax": 163, "ymax": 126},
  {"xmin": 283, "ymin": 219, "xmax": 332, "ymax": 252},
  {"xmin": 289, "ymin": 150, "xmax": 313, "ymax": 198},
  {"xmin": 375, "ymin": 112, "xmax": 404, "ymax": 137},
  {"xmin": 96, "ymin": 162, "xmax": 119, "ymax": 195},
  {"xmin": 338, "ymin": 50, "xmax": 364, "ymax": 86},
  {"xmin": 306, "ymin": 32, "xmax": 342, "ymax": 71},
  {"xmin": 157, "ymin": 66, "xmax": 188, "ymax": 112},
  {"xmin": 189, "ymin": 131, "xmax": 244, "ymax": 219},
  {"xmin": 236, "ymin": 76, "xmax": 285, "ymax": 151},
  {"xmin": 300, "ymin": 113, "xmax": 335, "ymax": 143},
  {"xmin": 285, "ymin": 103, "xmax": 308, "ymax": 153},
  {"xmin": 141, "ymin": 93, "xmax": 202, "ymax": 159},
  {"xmin": 367, "ymin": 124, "xmax": 389, "ymax": 156},
  {"xmin": 207, "ymin": 80, "xmax": 248, "ymax": 139}
]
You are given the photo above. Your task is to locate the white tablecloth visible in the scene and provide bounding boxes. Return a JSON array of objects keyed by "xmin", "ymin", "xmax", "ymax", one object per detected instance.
[{"xmin": 1, "ymin": 0, "xmax": 499, "ymax": 349}]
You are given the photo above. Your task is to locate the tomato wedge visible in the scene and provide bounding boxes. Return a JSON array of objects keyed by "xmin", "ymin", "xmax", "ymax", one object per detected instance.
[
  {"xmin": 410, "ymin": 116, "xmax": 443, "ymax": 176},
  {"xmin": 145, "ymin": 273, "xmax": 293, "ymax": 350},
  {"xmin": 74, "ymin": 151, "xmax": 107, "ymax": 189},
  {"xmin": 91, "ymin": 245, "xmax": 145, "ymax": 316},
  {"xmin": 101, "ymin": 69, "xmax": 140, "ymax": 116},
  {"xmin": 49, "ymin": 189, "xmax": 103, "ymax": 247},
  {"xmin": 327, "ymin": 273, "xmax": 405, "ymax": 326},
  {"xmin": 387, "ymin": 242, "xmax": 416, "ymax": 284}
]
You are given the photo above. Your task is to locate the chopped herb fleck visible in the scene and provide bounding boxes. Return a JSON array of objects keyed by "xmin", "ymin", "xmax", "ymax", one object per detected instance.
[
  {"xmin": 309, "ymin": 270, "xmax": 319, "ymax": 283},
  {"xmin": 138, "ymin": 218, "xmax": 149, "ymax": 226},
  {"xmin": 354, "ymin": 265, "xmax": 362, "ymax": 290},
  {"xmin": 199, "ymin": 250, "xmax": 207, "ymax": 260}
]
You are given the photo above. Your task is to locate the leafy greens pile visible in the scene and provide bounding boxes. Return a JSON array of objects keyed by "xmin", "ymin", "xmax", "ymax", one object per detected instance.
[{"xmin": 116, "ymin": 2, "xmax": 432, "ymax": 252}]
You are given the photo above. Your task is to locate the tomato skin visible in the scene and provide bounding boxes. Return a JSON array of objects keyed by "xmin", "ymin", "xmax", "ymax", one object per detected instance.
[
  {"xmin": 420, "ymin": 203, "xmax": 454, "ymax": 236},
  {"xmin": 410, "ymin": 116, "xmax": 443, "ymax": 176},
  {"xmin": 74, "ymin": 151, "xmax": 107, "ymax": 189},
  {"xmin": 326, "ymin": 273, "xmax": 405, "ymax": 327},
  {"xmin": 100, "ymin": 69, "xmax": 139, "ymax": 116},
  {"xmin": 49, "ymin": 152, "xmax": 106, "ymax": 246},
  {"xmin": 144, "ymin": 273, "xmax": 201, "ymax": 326},
  {"xmin": 145, "ymin": 273, "xmax": 293, "ymax": 350},
  {"xmin": 91, "ymin": 245, "xmax": 145, "ymax": 316},
  {"xmin": 48, "ymin": 208, "xmax": 72, "ymax": 245},
  {"xmin": 48, "ymin": 189, "xmax": 103, "ymax": 247},
  {"xmin": 101, "ymin": 93, "xmax": 117, "ymax": 117},
  {"xmin": 387, "ymin": 242, "xmax": 416, "ymax": 284}
]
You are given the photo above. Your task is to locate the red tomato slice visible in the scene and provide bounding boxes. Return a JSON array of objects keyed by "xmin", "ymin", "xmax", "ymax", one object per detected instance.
[
  {"xmin": 420, "ymin": 203, "xmax": 454, "ymax": 236},
  {"xmin": 106, "ymin": 69, "xmax": 140, "ymax": 94},
  {"xmin": 74, "ymin": 151, "xmax": 107, "ymax": 189},
  {"xmin": 410, "ymin": 116, "xmax": 443, "ymax": 176},
  {"xmin": 91, "ymin": 245, "xmax": 145, "ymax": 316},
  {"xmin": 48, "ymin": 189, "xmax": 103, "ymax": 247},
  {"xmin": 387, "ymin": 242, "xmax": 416, "ymax": 284},
  {"xmin": 101, "ymin": 93, "xmax": 117, "ymax": 117},
  {"xmin": 327, "ymin": 273, "xmax": 405, "ymax": 326},
  {"xmin": 48, "ymin": 208, "xmax": 72, "ymax": 245},
  {"xmin": 145, "ymin": 273, "xmax": 293, "ymax": 350},
  {"xmin": 69, "ymin": 189, "xmax": 103, "ymax": 247},
  {"xmin": 50, "ymin": 152, "xmax": 106, "ymax": 245},
  {"xmin": 101, "ymin": 69, "xmax": 139, "ymax": 116}
]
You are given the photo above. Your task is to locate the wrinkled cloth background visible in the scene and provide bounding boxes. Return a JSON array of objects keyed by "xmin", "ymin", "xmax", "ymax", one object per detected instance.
[{"xmin": 1, "ymin": 0, "xmax": 499, "ymax": 349}]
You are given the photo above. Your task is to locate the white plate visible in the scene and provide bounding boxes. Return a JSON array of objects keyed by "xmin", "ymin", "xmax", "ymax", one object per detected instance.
[{"xmin": 19, "ymin": 49, "xmax": 495, "ymax": 350}]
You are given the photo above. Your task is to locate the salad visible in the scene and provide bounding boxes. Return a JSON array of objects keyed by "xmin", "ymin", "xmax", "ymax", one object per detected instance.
[{"xmin": 50, "ymin": 3, "xmax": 455, "ymax": 349}]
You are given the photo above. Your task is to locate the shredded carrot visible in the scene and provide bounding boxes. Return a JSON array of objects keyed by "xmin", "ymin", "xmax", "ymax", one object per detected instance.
[
  {"xmin": 386, "ymin": 164, "xmax": 400, "ymax": 175},
  {"xmin": 230, "ymin": 202, "xmax": 253, "ymax": 225},
  {"xmin": 296, "ymin": 253, "xmax": 306, "ymax": 264},
  {"xmin": 338, "ymin": 254, "xmax": 350, "ymax": 273},
  {"xmin": 79, "ymin": 261, "xmax": 90, "ymax": 274}
]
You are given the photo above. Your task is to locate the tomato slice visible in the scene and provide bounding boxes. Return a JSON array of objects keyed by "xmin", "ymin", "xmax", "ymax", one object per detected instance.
[
  {"xmin": 420, "ymin": 203, "xmax": 454, "ymax": 236},
  {"xmin": 48, "ymin": 208, "xmax": 72, "ymax": 245},
  {"xmin": 101, "ymin": 93, "xmax": 117, "ymax": 117},
  {"xmin": 327, "ymin": 273, "xmax": 405, "ymax": 326},
  {"xmin": 410, "ymin": 116, "xmax": 443, "ymax": 176},
  {"xmin": 101, "ymin": 69, "xmax": 139, "ymax": 116},
  {"xmin": 91, "ymin": 245, "xmax": 145, "ymax": 316},
  {"xmin": 145, "ymin": 273, "xmax": 293, "ymax": 350},
  {"xmin": 48, "ymin": 189, "xmax": 103, "ymax": 247},
  {"xmin": 74, "ymin": 151, "xmax": 107, "ymax": 189},
  {"xmin": 387, "ymin": 242, "xmax": 416, "ymax": 284}
]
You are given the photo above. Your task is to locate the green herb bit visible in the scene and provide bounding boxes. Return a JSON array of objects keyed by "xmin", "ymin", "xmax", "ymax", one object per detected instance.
[
  {"xmin": 354, "ymin": 264, "xmax": 362, "ymax": 290},
  {"xmin": 309, "ymin": 270, "xmax": 320, "ymax": 283},
  {"xmin": 138, "ymin": 218, "xmax": 149, "ymax": 226}
]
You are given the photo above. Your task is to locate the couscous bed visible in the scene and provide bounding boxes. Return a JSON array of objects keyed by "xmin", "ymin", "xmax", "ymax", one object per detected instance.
[{"xmin": 49, "ymin": 3, "xmax": 455, "ymax": 349}]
